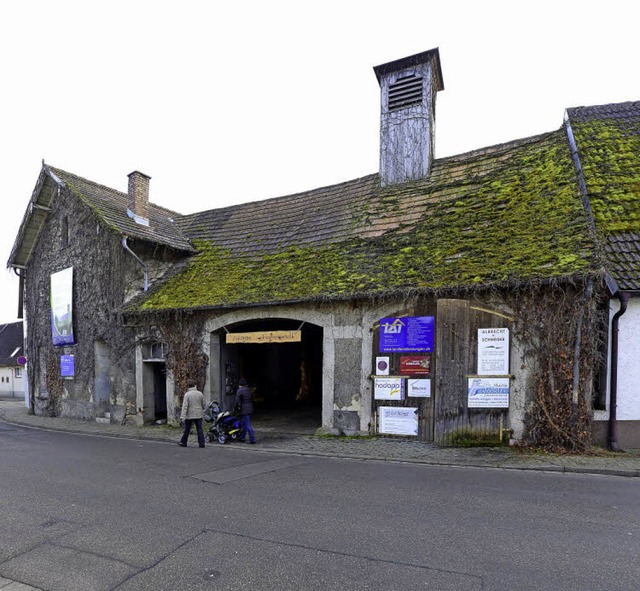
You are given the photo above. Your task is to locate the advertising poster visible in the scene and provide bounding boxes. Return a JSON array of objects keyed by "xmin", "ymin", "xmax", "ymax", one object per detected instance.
[
  {"xmin": 408, "ymin": 379, "xmax": 431, "ymax": 397},
  {"xmin": 50, "ymin": 267, "xmax": 75, "ymax": 346},
  {"xmin": 379, "ymin": 406, "xmax": 419, "ymax": 436},
  {"xmin": 375, "ymin": 357, "xmax": 390, "ymax": 376},
  {"xmin": 468, "ymin": 377, "xmax": 510, "ymax": 408},
  {"xmin": 379, "ymin": 316, "xmax": 435, "ymax": 353},
  {"xmin": 60, "ymin": 354, "xmax": 75, "ymax": 379},
  {"xmin": 400, "ymin": 355, "xmax": 431, "ymax": 376},
  {"xmin": 477, "ymin": 328, "xmax": 509, "ymax": 375},
  {"xmin": 374, "ymin": 377, "xmax": 405, "ymax": 400}
]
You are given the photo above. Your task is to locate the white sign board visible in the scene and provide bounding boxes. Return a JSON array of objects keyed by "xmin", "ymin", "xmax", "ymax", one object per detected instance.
[
  {"xmin": 375, "ymin": 357, "xmax": 390, "ymax": 376},
  {"xmin": 468, "ymin": 377, "xmax": 510, "ymax": 408},
  {"xmin": 408, "ymin": 379, "xmax": 431, "ymax": 397},
  {"xmin": 374, "ymin": 377, "xmax": 404, "ymax": 400},
  {"xmin": 477, "ymin": 328, "xmax": 509, "ymax": 375},
  {"xmin": 379, "ymin": 407, "xmax": 419, "ymax": 436}
]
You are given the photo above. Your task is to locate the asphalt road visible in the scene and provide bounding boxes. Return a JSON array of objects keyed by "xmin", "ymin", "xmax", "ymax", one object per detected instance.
[{"xmin": 1, "ymin": 419, "xmax": 639, "ymax": 591}]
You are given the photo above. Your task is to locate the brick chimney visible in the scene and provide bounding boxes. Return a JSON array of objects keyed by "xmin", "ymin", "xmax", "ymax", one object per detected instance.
[
  {"xmin": 374, "ymin": 48, "xmax": 444, "ymax": 187},
  {"xmin": 127, "ymin": 171, "xmax": 151, "ymax": 226}
]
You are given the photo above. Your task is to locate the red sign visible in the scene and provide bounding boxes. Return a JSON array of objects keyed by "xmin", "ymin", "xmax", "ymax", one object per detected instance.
[
  {"xmin": 400, "ymin": 355, "xmax": 431, "ymax": 376},
  {"xmin": 17, "ymin": 356, "xmax": 27, "ymax": 366}
]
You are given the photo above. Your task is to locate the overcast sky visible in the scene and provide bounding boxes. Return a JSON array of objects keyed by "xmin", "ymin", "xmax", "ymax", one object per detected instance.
[{"xmin": 1, "ymin": 0, "xmax": 638, "ymax": 324}]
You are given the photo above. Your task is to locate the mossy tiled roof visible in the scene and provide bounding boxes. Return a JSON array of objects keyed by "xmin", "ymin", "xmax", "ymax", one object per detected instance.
[
  {"xmin": 48, "ymin": 166, "xmax": 195, "ymax": 253},
  {"xmin": 566, "ymin": 101, "xmax": 640, "ymax": 290},
  {"xmin": 134, "ymin": 128, "xmax": 596, "ymax": 312}
]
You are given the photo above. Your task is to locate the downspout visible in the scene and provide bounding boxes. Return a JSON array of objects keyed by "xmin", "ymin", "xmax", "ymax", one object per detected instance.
[
  {"xmin": 608, "ymin": 292, "xmax": 630, "ymax": 451},
  {"xmin": 13, "ymin": 267, "xmax": 24, "ymax": 319},
  {"xmin": 122, "ymin": 237, "xmax": 148, "ymax": 292}
]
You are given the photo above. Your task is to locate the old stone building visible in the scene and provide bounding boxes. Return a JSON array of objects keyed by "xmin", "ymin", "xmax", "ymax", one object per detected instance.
[{"xmin": 8, "ymin": 49, "xmax": 640, "ymax": 448}]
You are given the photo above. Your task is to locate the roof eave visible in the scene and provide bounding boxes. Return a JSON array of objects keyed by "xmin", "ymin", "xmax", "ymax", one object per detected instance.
[{"xmin": 7, "ymin": 165, "xmax": 59, "ymax": 269}]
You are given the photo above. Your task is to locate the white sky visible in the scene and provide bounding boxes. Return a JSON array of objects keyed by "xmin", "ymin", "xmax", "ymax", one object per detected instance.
[{"xmin": 1, "ymin": 0, "xmax": 638, "ymax": 324}]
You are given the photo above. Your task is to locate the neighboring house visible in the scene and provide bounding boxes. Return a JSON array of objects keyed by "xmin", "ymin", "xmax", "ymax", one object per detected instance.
[
  {"xmin": 7, "ymin": 49, "xmax": 640, "ymax": 448},
  {"xmin": 0, "ymin": 321, "xmax": 25, "ymax": 399}
]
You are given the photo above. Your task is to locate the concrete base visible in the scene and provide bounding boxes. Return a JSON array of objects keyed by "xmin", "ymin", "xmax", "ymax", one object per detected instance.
[{"xmin": 593, "ymin": 420, "xmax": 640, "ymax": 449}]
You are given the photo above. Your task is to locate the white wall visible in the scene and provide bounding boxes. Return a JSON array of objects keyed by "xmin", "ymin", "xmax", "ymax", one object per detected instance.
[
  {"xmin": 615, "ymin": 297, "xmax": 640, "ymax": 421},
  {"xmin": 0, "ymin": 366, "xmax": 25, "ymax": 398}
]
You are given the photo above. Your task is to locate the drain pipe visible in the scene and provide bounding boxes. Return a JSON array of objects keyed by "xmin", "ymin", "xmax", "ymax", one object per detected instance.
[
  {"xmin": 122, "ymin": 237, "xmax": 148, "ymax": 292},
  {"xmin": 608, "ymin": 292, "xmax": 630, "ymax": 451}
]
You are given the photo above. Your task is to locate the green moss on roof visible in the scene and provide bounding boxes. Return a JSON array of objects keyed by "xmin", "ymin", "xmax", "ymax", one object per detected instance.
[
  {"xmin": 570, "ymin": 117, "xmax": 640, "ymax": 234},
  {"xmin": 135, "ymin": 129, "xmax": 595, "ymax": 312}
]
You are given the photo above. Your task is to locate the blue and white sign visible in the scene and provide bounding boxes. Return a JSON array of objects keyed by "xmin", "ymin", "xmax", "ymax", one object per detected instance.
[
  {"xmin": 374, "ymin": 377, "xmax": 405, "ymax": 400},
  {"xmin": 378, "ymin": 406, "xmax": 419, "ymax": 436},
  {"xmin": 379, "ymin": 316, "xmax": 435, "ymax": 353},
  {"xmin": 468, "ymin": 377, "xmax": 509, "ymax": 408},
  {"xmin": 51, "ymin": 267, "xmax": 75, "ymax": 346},
  {"xmin": 408, "ymin": 378, "xmax": 431, "ymax": 398},
  {"xmin": 60, "ymin": 354, "xmax": 75, "ymax": 379}
]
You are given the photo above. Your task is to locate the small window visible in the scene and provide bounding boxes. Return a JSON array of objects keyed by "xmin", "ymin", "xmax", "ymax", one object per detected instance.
[
  {"xmin": 143, "ymin": 342, "xmax": 166, "ymax": 360},
  {"xmin": 61, "ymin": 217, "xmax": 69, "ymax": 248},
  {"xmin": 15, "ymin": 368, "xmax": 22, "ymax": 378}
]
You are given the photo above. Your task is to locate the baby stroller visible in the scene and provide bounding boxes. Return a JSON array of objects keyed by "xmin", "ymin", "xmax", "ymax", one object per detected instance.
[{"xmin": 203, "ymin": 401, "xmax": 241, "ymax": 444}]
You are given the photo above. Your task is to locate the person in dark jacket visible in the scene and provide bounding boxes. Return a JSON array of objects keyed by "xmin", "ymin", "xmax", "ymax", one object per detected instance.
[{"xmin": 235, "ymin": 378, "xmax": 256, "ymax": 444}]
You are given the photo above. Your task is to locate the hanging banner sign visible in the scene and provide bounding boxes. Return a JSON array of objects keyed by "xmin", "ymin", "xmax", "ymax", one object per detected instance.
[
  {"xmin": 374, "ymin": 376, "xmax": 405, "ymax": 400},
  {"xmin": 226, "ymin": 330, "xmax": 301, "ymax": 344},
  {"xmin": 477, "ymin": 328, "xmax": 510, "ymax": 375},
  {"xmin": 468, "ymin": 377, "xmax": 510, "ymax": 408},
  {"xmin": 51, "ymin": 267, "xmax": 75, "ymax": 346},
  {"xmin": 378, "ymin": 406, "xmax": 419, "ymax": 436},
  {"xmin": 379, "ymin": 316, "xmax": 434, "ymax": 352}
]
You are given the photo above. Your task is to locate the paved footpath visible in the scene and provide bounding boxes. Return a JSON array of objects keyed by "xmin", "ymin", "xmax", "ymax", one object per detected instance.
[
  {"xmin": 2, "ymin": 399, "xmax": 639, "ymax": 591},
  {"xmin": 2, "ymin": 398, "xmax": 640, "ymax": 477}
]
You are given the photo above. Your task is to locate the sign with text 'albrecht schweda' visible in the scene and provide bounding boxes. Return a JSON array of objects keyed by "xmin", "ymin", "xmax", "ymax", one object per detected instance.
[{"xmin": 226, "ymin": 330, "xmax": 301, "ymax": 344}]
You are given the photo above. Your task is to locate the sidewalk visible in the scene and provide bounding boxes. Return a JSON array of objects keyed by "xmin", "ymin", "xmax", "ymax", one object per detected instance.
[{"xmin": 2, "ymin": 399, "xmax": 640, "ymax": 477}]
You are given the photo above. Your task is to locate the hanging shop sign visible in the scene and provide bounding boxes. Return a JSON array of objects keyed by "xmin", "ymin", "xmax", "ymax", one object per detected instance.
[
  {"xmin": 375, "ymin": 357, "xmax": 390, "ymax": 376},
  {"xmin": 226, "ymin": 330, "xmax": 301, "ymax": 344},
  {"xmin": 378, "ymin": 406, "xmax": 419, "ymax": 436},
  {"xmin": 467, "ymin": 377, "xmax": 510, "ymax": 408},
  {"xmin": 50, "ymin": 267, "xmax": 75, "ymax": 346},
  {"xmin": 60, "ymin": 354, "xmax": 75, "ymax": 379},
  {"xmin": 477, "ymin": 328, "xmax": 509, "ymax": 375},
  {"xmin": 407, "ymin": 378, "xmax": 431, "ymax": 397},
  {"xmin": 379, "ymin": 316, "xmax": 434, "ymax": 353},
  {"xmin": 400, "ymin": 355, "xmax": 431, "ymax": 376},
  {"xmin": 374, "ymin": 376, "xmax": 405, "ymax": 400}
]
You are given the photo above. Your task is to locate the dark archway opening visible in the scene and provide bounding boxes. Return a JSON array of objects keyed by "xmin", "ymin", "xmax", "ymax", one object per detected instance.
[{"xmin": 222, "ymin": 319, "xmax": 323, "ymax": 433}]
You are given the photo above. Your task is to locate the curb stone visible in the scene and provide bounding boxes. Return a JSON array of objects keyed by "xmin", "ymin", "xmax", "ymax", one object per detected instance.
[{"xmin": 1, "ymin": 400, "xmax": 639, "ymax": 478}]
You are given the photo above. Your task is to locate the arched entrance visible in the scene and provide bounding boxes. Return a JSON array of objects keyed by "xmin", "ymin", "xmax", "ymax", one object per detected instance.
[{"xmin": 219, "ymin": 318, "xmax": 323, "ymax": 434}]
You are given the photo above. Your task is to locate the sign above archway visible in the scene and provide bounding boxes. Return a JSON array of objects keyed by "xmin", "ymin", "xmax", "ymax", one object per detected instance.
[{"xmin": 226, "ymin": 330, "xmax": 301, "ymax": 344}]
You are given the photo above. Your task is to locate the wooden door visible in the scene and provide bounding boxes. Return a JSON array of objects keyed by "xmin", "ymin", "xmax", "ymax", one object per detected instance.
[{"xmin": 434, "ymin": 299, "xmax": 511, "ymax": 446}]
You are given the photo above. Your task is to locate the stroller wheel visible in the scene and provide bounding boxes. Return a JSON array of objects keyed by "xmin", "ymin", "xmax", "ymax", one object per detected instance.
[
  {"xmin": 218, "ymin": 432, "xmax": 227, "ymax": 444},
  {"xmin": 204, "ymin": 434, "xmax": 213, "ymax": 444}
]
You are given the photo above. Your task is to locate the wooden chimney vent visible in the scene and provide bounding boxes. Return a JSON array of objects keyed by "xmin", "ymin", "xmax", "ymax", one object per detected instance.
[{"xmin": 388, "ymin": 75, "xmax": 423, "ymax": 112}]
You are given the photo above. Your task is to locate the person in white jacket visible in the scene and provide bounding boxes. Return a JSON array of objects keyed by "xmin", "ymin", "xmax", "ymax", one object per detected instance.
[{"xmin": 178, "ymin": 382, "xmax": 206, "ymax": 448}]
